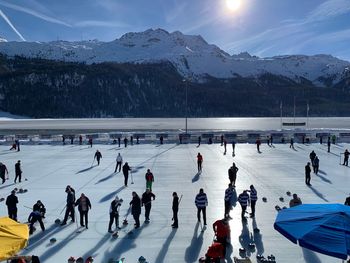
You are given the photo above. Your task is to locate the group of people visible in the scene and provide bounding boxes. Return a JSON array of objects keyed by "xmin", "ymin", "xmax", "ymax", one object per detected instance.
[
  {"xmin": 3, "ymin": 134, "xmax": 350, "ymax": 263},
  {"xmin": 0, "ymin": 160, "xmax": 23, "ymax": 184}
]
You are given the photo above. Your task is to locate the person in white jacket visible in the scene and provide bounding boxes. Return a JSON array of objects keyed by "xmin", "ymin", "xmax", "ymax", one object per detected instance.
[{"xmin": 115, "ymin": 153, "xmax": 123, "ymax": 172}]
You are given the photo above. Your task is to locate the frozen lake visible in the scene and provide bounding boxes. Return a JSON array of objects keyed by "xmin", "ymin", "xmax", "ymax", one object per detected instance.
[
  {"xmin": 0, "ymin": 117, "xmax": 350, "ymax": 133},
  {"xmin": 0, "ymin": 142, "xmax": 349, "ymax": 263}
]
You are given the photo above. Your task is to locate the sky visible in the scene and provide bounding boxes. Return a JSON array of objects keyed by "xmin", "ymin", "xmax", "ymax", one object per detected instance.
[{"xmin": 0, "ymin": 0, "xmax": 350, "ymax": 61}]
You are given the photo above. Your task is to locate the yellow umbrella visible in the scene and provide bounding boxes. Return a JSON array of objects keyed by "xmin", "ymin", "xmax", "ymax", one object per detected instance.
[{"xmin": 0, "ymin": 217, "xmax": 29, "ymax": 261}]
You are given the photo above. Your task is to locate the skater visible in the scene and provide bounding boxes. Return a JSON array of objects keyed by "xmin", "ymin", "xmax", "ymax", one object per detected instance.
[
  {"xmin": 145, "ymin": 169, "xmax": 154, "ymax": 190},
  {"xmin": 313, "ymin": 156, "xmax": 319, "ymax": 174},
  {"xmin": 108, "ymin": 196, "xmax": 122, "ymax": 233},
  {"xmin": 28, "ymin": 209, "xmax": 45, "ymax": 235},
  {"xmin": 223, "ymin": 139, "xmax": 227, "ymax": 154},
  {"xmin": 61, "ymin": 186, "xmax": 76, "ymax": 225},
  {"xmin": 228, "ymin": 162, "xmax": 239, "ymax": 186},
  {"xmin": 256, "ymin": 138, "xmax": 261, "ymax": 152},
  {"xmin": 343, "ymin": 149, "xmax": 349, "ymax": 166},
  {"xmin": 33, "ymin": 200, "xmax": 46, "ymax": 218},
  {"xmin": 179, "ymin": 134, "xmax": 183, "ymax": 144},
  {"xmin": 136, "ymin": 135, "xmax": 140, "ymax": 144},
  {"xmin": 141, "ymin": 188, "xmax": 156, "ymax": 222},
  {"xmin": 130, "ymin": 192, "xmax": 141, "ymax": 228},
  {"xmin": 89, "ymin": 137, "xmax": 93, "ymax": 148},
  {"xmin": 195, "ymin": 188, "xmax": 208, "ymax": 225},
  {"xmin": 14, "ymin": 160, "xmax": 22, "ymax": 183},
  {"xmin": 0, "ymin": 162, "xmax": 9, "ymax": 184},
  {"xmin": 327, "ymin": 136, "xmax": 331, "ymax": 152},
  {"xmin": 224, "ymin": 184, "xmax": 234, "ymax": 219},
  {"xmin": 79, "ymin": 135, "xmax": 82, "ymax": 145},
  {"xmin": 270, "ymin": 135, "xmax": 273, "ymax": 145},
  {"xmin": 247, "ymin": 185, "xmax": 257, "ymax": 218},
  {"xmin": 70, "ymin": 136, "xmax": 74, "ymax": 145},
  {"xmin": 302, "ymin": 135, "xmax": 305, "ymax": 144},
  {"xmin": 9, "ymin": 142, "xmax": 17, "ymax": 150},
  {"xmin": 75, "ymin": 193, "xmax": 91, "ymax": 228},
  {"xmin": 220, "ymin": 135, "xmax": 224, "ymax": 146},
  {"xmin": 238, "ymin": 190, "xmax": 249, "ymax": 220},
  {"xmin": 290, "ymin": 138, "xmax": 294, "ymax": 149},
  {"xmin": 305, "ymin": 162, "xmax": 311, "ymax": 186},
  {"xmin": 198, "ymin": 136, "xmax": 201, "ymax": 147},
  {"xmin": 62, "ymin": 135, "xmax": 66, "ymax": 145},
  {"xmin": 122, "ymin": 162, "xmax": 131, "ymax": 186},
  {"xmin": 232, "ymin": 140, "xmax": 236, "ymax": 156},
  {"xmin": 197, "ymin": 152, "xmax": 203, "ymax": 172},
  {"xmin": 118, "ymin": 137, "xmax": 121, "ymax": 147},
  {"xmin": 160, "ymin": 135, "xmax": 164, "ymax": 145},
  {"xmin": 6, "ymin": 190, "xmax": 18, "ymax": 221},
  {"xmin": 172, "ymin": 192, "xmax": 179, "ymax": 228},
  {"xmin": 309, "ymin": 150, "xmax": 316, "ymax": 164},
  {"xmin": 115, "ymin": 153, "xmax": 123, "ymax": 172},
  {"xmin": 289, "ymin": 193, "xmax": 302, "ymax": 207},
  {"xmin": 124, "ymin": 137, "xmax": 128, "ymax": 148},
  {"xmin": 130, "ymin": 135, "xmax": 134, "ymax": 145},
  {"xmin": 320, "ymin": 136, "xmax": 323, "ymax": 144},
  {"xmin": 15, "ymin": 139, "xmax": 20, "ymax": 151},
  {"xmin": 213, "ymin": 218, "xmax": 230, "ymax": 256},
  {"xmin": 94, "ymin": 150, "xmax": 102, "ymax": 166}
]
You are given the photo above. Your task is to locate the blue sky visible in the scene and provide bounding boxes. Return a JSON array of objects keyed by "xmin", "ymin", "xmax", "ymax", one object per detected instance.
[{"xmin": 0, "ymin": 0, "xmax": 350, "ymax": 61}]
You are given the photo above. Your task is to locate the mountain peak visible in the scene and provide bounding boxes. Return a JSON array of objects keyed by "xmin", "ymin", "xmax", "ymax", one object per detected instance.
[
  {"xmin": 0, "ymin": 37, "xmax": 7, "ymax": 42},
  {"xmin": 0, "ymin": 29, "xmax": 349, "ymax": 86}
]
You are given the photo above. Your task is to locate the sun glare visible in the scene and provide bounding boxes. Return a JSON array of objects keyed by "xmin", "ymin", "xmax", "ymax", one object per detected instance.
[{"xmin": 226, "ymin": 0, "xmax": 241, "ymax": 11}]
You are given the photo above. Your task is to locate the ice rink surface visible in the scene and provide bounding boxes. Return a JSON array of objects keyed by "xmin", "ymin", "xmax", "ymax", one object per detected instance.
[{"xmin": 0, "ymin": 141, "xmax": 349, "ymax": 263}]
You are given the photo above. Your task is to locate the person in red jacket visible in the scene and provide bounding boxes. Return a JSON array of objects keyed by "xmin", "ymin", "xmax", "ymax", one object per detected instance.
[
  {"xmin": 145, "ymin": 169, "xmax": 154, "ymax": 191},
  {"xmin": 197, "ymin": 153, "xmax": 203, "ymax": 172},
  {"xmin": 213, "ymin": 218, "xmax": 230, "ymax": 256},
  {"xmin": 204, "ymin": 242, "xmax": 225, "ymax": 263}
]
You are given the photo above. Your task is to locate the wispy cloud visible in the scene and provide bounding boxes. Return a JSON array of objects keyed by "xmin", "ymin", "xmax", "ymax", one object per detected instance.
[
  {"xmin": 226, "ymin": 0, "xmax": 350, "ymax": 58},
  {"xmin": 74, "ymin": 20, "xmax": 129, "ymax": 28},
  {"xmin": 164, "ymin": 1, "xmax": 188, "ymax": 23},
  {"xmin": 307, "ymin": 0, "xmax": 350, "ymax": 22},
  {"xmin": 0, "ymin": 8, "xmax": 25, "ymax": 41},
  {"xmin": 0, "ymin": 1, "xmax": 71, "ymax": 27}
]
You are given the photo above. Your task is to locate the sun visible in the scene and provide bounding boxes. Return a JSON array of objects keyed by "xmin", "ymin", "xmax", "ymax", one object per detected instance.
[{"xmin": 226, "ymin": 0, "xmax": 241, "ymax": 11}]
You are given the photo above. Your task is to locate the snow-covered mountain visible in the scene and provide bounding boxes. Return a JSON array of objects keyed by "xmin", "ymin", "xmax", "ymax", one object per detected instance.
[
  {"xmin": 0, "ymin": 28, "xmax": 349, "ymax": 86},
  {"xmin": 0, "ymin": 36, "xmax": 7, "ymax": 42}
]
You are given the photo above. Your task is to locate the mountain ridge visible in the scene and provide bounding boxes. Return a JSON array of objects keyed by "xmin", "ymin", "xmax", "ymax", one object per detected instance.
[{"xmin": 0, "ymin": 28, "xmax": 349, "ymax": 87}]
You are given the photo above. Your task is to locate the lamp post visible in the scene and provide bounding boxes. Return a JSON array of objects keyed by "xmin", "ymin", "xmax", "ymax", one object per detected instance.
[{"xmin": 182, "ymin": 79, "xmax": 188, "ymax": 134}]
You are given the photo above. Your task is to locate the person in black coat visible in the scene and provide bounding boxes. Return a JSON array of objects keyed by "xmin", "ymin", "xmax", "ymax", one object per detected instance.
[
  {"xmin": 141, "ymin": 189, "xmax": 156, "ymax": 222},
  {"xmin": 122, "ymin": 162, "xmax": 131, "ymax": 186},
  {"xmin": 33, "ymin": 200, "xmax": 46, "ymax": 218},
  {"xmin": 14, "ymin": 160, "xmax": 22, "ymax": 183},
  {"xmin": 130, "ymin": 192, "xmax": 141, "ymax": 228},
  {"xmin": 343, "ymin": 149, "xmax": 349, "ymax": 166},
  {"xmin": 0, "ymin": 162, "xmax": 8, "ymax": 184},
  {"xmin": 172, "ymin": 192, "xmax": 179, "ymax": 228},
  {"xmin": 344, "ymin": 195, "xmax": 350, "ymax": 206},
  {"xmin": 108, "ymin": 196, "xmax": 122, "ymax": 233},
  {"xmin": 75, "ymin": 193, "xmax": 92, "ymax": 229},
  {"xmin": 6, "ymin": 190, "xmax": 18, "ymax": 221},
  {"xmin": 228, "ymin": 162, "xmax": 239, "ymax": 186},
  {"xmin": 61, "ymin": 186, "xmax": 76, "ymax": 225},
  {"xmin": 94, "ymin": 150, "xmax": 102, "ymax": 165},
  {"xmin": 305, "ymin": 162, "xmax": 311, "ymax": 185}
]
